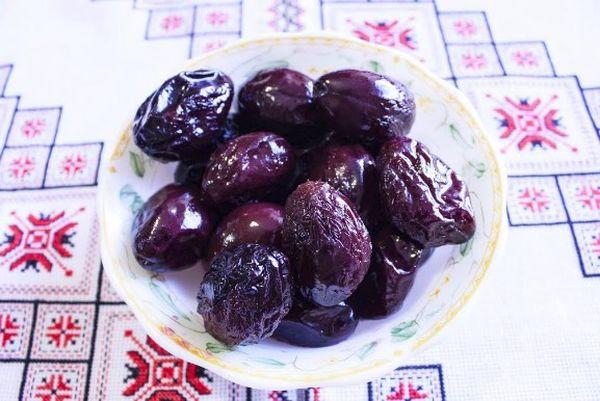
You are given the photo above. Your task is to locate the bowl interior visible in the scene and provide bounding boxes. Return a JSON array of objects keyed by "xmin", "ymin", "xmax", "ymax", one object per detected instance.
[{"xmin": 99, "ymin": 34, "xmax": 506, "ymax": 389}]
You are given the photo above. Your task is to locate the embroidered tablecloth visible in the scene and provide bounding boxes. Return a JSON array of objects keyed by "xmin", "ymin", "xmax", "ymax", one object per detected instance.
[{"xmin": 1, "ymin": 1, "xmax": 599, "ymax": 400}]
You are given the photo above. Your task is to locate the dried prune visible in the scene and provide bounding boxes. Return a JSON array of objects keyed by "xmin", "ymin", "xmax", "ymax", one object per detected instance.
[
  {"xmin": 273, "ymin": 299, "xmax": 358, "ymax": 347},
  {"xmin": 132, "ymin": 184, "xmax": 215, "ymax": 272},
  {"xmin": 377, "ymin": 137, "xmax": 475, "ymax": 247},
  {"xmin": 202, "ymin": 132, "xmax": 296, "ymax": 204},
  {"xmin": 350, "ymin": 226, "xmax": 428, "ymax": 319},
  {"xmin": 207, "ymin": 202, "xmax": 284, "ymax": 260},
  {"xmin": 314, "ymin": 69, "xmax": 415, "ymax": 149},
  {"xmin": 197, "ymin": 243, "xmax": 293, "ymax": 346},
  {"xmin": 282, "ymin": 181, "xmax": 372, "ymax": 307},
  {"xmin": 133, "ymin": 69, "xmax": 233, "ymax": 162},
  {"xmin": 238, "ymin": 68, "xmax": 323, "ymax": 146},
  {"xmin": 307, "ymin": 143, "xmax": 380, "ymax": 229}
]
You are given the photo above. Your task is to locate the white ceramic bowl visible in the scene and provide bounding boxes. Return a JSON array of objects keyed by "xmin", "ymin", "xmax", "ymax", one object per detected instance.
[{"xmin": 99, "ymin": 32, "xmax": 507, "ymax": 390}]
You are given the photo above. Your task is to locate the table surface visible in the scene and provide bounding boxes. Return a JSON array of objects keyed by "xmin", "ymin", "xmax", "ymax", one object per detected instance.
[{"xmin": 0, "ymin": 1, "xmax": 599, "ymax": 400}]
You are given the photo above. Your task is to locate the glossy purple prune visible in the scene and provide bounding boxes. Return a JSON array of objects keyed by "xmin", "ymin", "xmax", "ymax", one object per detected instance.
[
  {"xmin": 238, "ymin": 68, "xmax": 323, "ymax": 146},
  {"xmin": 377, "ymin": 137, "xmax": 475, "ymax": 247},
  {"xmin": 350, "ymin": 226, "xmax": 428, "ymax": 319},
  {"xmin": 133, "ymin": 69, "xmax": 233, "ymax": 162},
  {"xmin": 197, "ymin": 243, "xmax": 293, "ymax": 346},
  {"xmin": 307, "ymin": 143, "xmax": 380, "ymax": 229},
  {"xmin": 314, "ymin": 69, "xmax": 415, "ymax": 149},
  {"xmin": 202, "ymin": 132, "xmax": 296, "ymax": 204},
  {"xmin": 282, "ymin": 181, "xmax": 372, "ymax": 307},
  {"xmin": 207, "ymin": 202, "xmax": 284, "ymax": 260},
  {"xmin": 273, "ymin": 299, "xmax": 358, "ymax": 347},
  {"xmin": 132, "ymin": 184, "xmax": 215, "ymax": 272}
]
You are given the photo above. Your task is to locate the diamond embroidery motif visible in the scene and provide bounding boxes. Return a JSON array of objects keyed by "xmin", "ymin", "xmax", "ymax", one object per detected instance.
[
  {"xmin": 518, "ymin": 187, "xmax": 550, "ymax": 213},
  {"xmin": 45, "ymin": 315, "xmax": 82, "ymax": 348},
  {"xmin": 161, "ymin": 15, "xmax": 184, "ymax": 31},
  {"xmin": 349, "ymin": 18, "xmax": 416, "ymax": 50},
  {"xmin": 60, "ymin": 153, "xmax": 87, "ymax": 177},
  {"xmin": 21, "ymin": 118, "xmax": 46, "ymax": 138},
  {"xmin": 123, "ymin": 330, "xmax": 213, "ymax": 401},
  {"xmin": 0, "ymin": 209, "xmax": 84, "ymax": 276},
  {"xmin": 487, "ymin": 94, "xmax": 576, "ymax": 154},
  {"xmin": 8, "ymin": 155, "xmax": 36, "ymax": 180}
]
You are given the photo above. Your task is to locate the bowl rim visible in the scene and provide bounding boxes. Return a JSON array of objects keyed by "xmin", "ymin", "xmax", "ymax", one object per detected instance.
[{"xmin": 98, "ymin": 31, "xmax": 507, "ymax": 390}]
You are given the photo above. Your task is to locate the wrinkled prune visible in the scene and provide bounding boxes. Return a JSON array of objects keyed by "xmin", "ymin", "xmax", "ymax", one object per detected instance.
[
  {"xmin": 132, "ymin": 184, "xmax": 215, "ymax": 272},
  {"xmin": 282, "ymin": 181, "xmax": 372, "ymax": 307},
  {"xmin": 307, "ymin": 143, "xmax": 380, "ymax": 229},
  {"xmin": 238, "ymin": 68, "xmax": 323, "ymax": 146},
  {"xmin": 202, "ymin": 132, "xmax": 296, "ymax": 204},
  {"xmin": 273, "ymin": 299, "xmax": 358, "ymax": 347},
  {"xmin": 207, "ymin": 202, "xmax": 284, "ymax": 260},
  {"xmin": 350, "ymin": 226, "xmax": 428, "ymax": 319},
  {"xmin": 197, "ymin": 243, "xmax": 293, "ymax": 346},
  {"xmin": 133, "ymin": 69, "xmax": 233, "ymax": 162},
  {"xmin": 314, "ymin": 69, "xmax": 415, "ymax": 149},
  {"xmin": 377, "ymin": 137, "xmax": 476, "ymax": 247}
]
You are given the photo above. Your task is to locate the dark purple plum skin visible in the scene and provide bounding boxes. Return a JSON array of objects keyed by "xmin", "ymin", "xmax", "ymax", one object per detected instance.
[
  {"xmin": 377, "ymin": 136, "xmax": 476, "ymax": 247},
  {"xmin": 273, "ymin": 299, "xmax": 358, "ymax": 347},
  {"xmin": 132, "ymin": 184, "xmax": 215, "ymax": 272},
  {"xmin": 350, "ymin": 226, "xmax": 429, "ymax": 319},
  {"xmin": 238, "ymin": 68, "xmax": 323, "ymax": 146},
  {"xmin": 207, "ymin": 202, "xmax": 284, "ymax": 260},
  {"xmin": 314, "ymin": 69, "xmax": 415, "ymax": 149},
  {"xmin": 201, "ymin": 132, "xmax": 296, "ymax": 204},
  {"xmin": 307, "ymin": 143, "xmax": 380, "ymax": 229},
  {"xmin": 282, "ymin": 181, "xmax": 372, "ymax": 307},
  {"xmin": 133, "ymin": 69, "xmax": 233, "ymax": 162},
  {"xmin": 197, "ymin": 243, "xmax": 293, "ymax": 346}
]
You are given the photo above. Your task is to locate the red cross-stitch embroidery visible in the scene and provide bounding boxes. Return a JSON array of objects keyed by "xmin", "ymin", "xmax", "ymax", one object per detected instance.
[
  {"xmin": 0, "ymin": 313, "xmax": 20, "ymax": 347},
  {"xmin": 21, "ymin": 118, "xmax": 46, "ymax": 138},
  {"xmin": 269, "ymin": 390, "xmax": 291, "ymax": 401},
  {"xmin": 349, "ymin": 18, "xmax": 416, "ymax": 50},
  {"xmin": 512, "ymin": 50, "xmax": 538, "ymax": 67},
  {"xmin": 307, "ymin": 388, "xmax": 320, "ymax": 401},
  {"xmin": 60, "ymin": 153, "xmax": 87, "ymax": 177},
  {"xmin": 45, "ymin": 315, "xmax": 82, "ymax": 348},
  {"xmin": 453, "ymin": 19, "xmax": 477, "ymax": 37},
  {"xmin": 123, "ymin": 330, "xmax": 213, "ymax": 401},
  {"xmin": 462, "ymin": 52, "xmax": 486, "ymax": 69},
  {"xmin": 487, "ymin": 94, "xmax": 576, "ymax": 153},
  {"xmin": 7, "ymin": 155, "xmax": 35, "ymax": 180},
  {"xmin": 160, "ymin": 15, "xmax": 183, "ymax": 31},
  {"xmin": 34, "ymin": 374, "xmax": 72, "ymax": 401},
  {"xmin": 575, "ymin": 184, "xmax": 600, "ymax": 211},
  {"xmin": 268, "ymin": 0, "xmax": 304, "ymax": 32},
  {"xmin": 387, "ymin": 381, "xmax": 428, "ymax": 400},
  {"xmin": 203, "ymin": 40, "xmax": 226, "ymax": 52},
  {"xmin": 518, "ymin": 187, "xmax": 549, "ymax": 213},
  {"xmin": 0, "ymin": 208, "xmax": 84, "ymax": 276},
  {"xmin": 206, "ymin": 11, "xmax": 229, "ymax": 26}
]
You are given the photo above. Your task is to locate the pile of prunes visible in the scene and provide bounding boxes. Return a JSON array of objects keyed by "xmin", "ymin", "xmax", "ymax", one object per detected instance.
[{"xmin": 130, "ymin": 68, "xmax": 475, "ymax": 347}]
